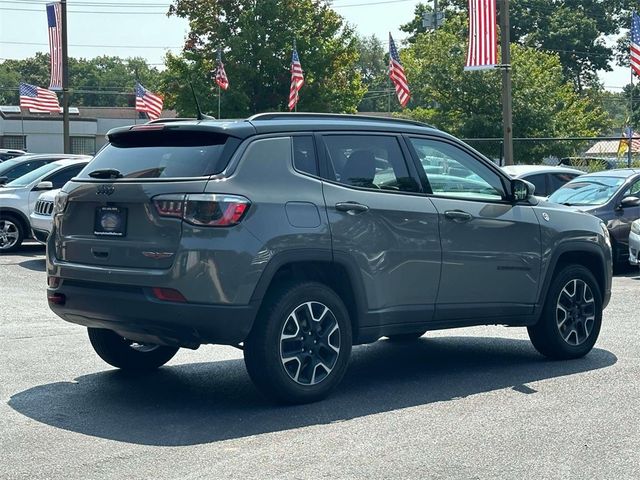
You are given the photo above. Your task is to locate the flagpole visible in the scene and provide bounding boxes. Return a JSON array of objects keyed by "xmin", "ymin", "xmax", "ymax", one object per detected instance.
[
  {"xmin": 61, "ymin": 0, "xmax": 70, "ymax": 154},
  {"xmin": 499, "ymin": 0, "xmax": 514, "ymax": 166},
  {"xmin": 629, "ymin": 67, "xmax": 634, "ymax": 167},
  {"xmin": 218, "ymin": 84, "xmax": 221, "ymax": 119}
]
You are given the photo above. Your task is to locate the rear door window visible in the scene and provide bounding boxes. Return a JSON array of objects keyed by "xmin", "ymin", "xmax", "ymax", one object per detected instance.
[
  {"xmin": 45, "ymin": 165, "xmax": 87, "ymax": 188},
  {"xmin": 78, "ymin": 130, "xmax": 237, "ymax": 180},
  {"xmin": 320, "ymin": 134, "xmax": 420, "ymax": 193}
]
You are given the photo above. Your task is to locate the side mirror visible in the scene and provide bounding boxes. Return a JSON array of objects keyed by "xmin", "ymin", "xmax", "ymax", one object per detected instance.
[
  {"xmin": 511, "ymin": 178, "xmax": 534, "ymax": 202},
  {"xmin": 34, "ymin": 181, "xmax": 53, "ymax": 191},
  {"xmin": 619, "ymin": 196, "xmax": 640, "ymax": 209},
  {"xmin": 0, "ymin": 176, "xmax": 8, "ymax": 185}
]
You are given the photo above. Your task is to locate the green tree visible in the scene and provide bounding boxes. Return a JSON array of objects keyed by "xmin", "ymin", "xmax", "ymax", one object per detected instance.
[
  {"xmin": 166, "ymin": 0, "xmax": 365, "ymax": 116},
  {"xmin": 400, "ymin": 16, "xmax": 610, "ymax": 162},
  {"xmin": 354, "ymin": 34, "xmax": 394, "ymax": 112}
]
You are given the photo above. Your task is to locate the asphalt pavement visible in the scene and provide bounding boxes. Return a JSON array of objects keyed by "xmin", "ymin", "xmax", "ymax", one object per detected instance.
[{"xmin": 1, "ymin": 244, "xmax": 639, "ymax": 479}]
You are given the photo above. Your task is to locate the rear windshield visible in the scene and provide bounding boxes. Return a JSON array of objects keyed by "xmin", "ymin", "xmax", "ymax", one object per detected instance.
[{"xmin": 78, "ymin": 130, "xmax": 237, "ymax": 180}]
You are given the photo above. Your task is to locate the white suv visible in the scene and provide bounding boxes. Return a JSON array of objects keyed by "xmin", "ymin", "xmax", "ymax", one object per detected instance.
[
  {"xmin": 0, "ymin": 158, "xmax": 89, "ymax": 252},
  {"xmin": 30, "ymin": 188, "xmax": 59, "ymax": 244}
]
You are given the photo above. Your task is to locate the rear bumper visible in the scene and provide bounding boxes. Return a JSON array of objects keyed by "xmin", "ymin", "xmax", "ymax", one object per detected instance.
[{"xmin": 48, "ymin": 280, "xmax": 257, "ymax": 348}]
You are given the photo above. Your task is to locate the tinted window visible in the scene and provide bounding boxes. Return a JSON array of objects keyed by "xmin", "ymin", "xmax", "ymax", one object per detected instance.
[
  {"xmin": 549, "ymin": 172, "xmax": 580, "ymax": 193},
  {"xmin": 5, "ymin": 160, "xmax": 47, "ymax": 182},
  {"xmin": 4, "ymin": 162, "xmax": 60, "ymax": 187},
  {"xmin": 321, "ymin": 135, "xmax": 419, "ymax": 192},
  {"xmin": 292, "ymin": 136, "xmax": 318, "ymax": 176},
  {"xmin": 78, "ymin": 130, "xmax": 236, "ymax": 179},
  {"xmin": 623, "ymin": 179, "xmax": 640, "ymax": 197},
  {"xmin": 46, "ymin": 165, "xmax": 86, "ymax": 188},
  {"xmin": 409, "ymin": 138, "xmax": 504, "ymax": 200},
  {"xmin": 523, "ymin": 173, "xmax": 547, "ymax": 196}
]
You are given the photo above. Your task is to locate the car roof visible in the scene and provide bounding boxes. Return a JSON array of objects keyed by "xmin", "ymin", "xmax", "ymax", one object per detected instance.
[
  {"xmin": 579, "ymin": 168, "xmax": 640, "ymax": 178},
  {"xmin": 48, "ymin": 159, "xmax": 90, "ymax": 167},
  {"xmin": 502, "ymin": 164, "xmax": 584, "ymax": 176},
  {"xmin": 10, "ymin": 153, "xmax": 92, "ymax": 163},
  {"xmin": 107, "ymin": 113, "xmax": 441, "ymax": 141}
]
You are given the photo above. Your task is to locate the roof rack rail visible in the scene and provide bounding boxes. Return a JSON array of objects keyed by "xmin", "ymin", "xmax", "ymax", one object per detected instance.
[{"xmin": 247, "ymin": 112, "xmax": 433, "ymax": 128}]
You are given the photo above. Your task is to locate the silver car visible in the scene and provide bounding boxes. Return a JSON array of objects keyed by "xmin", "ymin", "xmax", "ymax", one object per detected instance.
[
  {"xmin": 502, "ymin": 165, "xmax": 584, "ymax": 198},
  {"xmin": 0, "ymin": 158, "xmax": 89, "ymax": 252},
  {"xmin": 630, "ymin": 219, "xmax": 640, "ymax": 266},
  {"xmin": 30, "ymin": 188, "xmax": 59, "ymax": 244}
]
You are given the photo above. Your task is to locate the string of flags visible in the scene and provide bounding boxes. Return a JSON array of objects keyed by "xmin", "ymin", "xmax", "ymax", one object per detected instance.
[{"xmin": 38, "ymin": 0, "xmax": 623, "ymax": 117}]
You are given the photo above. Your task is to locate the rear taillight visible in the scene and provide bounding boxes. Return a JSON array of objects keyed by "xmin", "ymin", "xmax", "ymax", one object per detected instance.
[
  {"xmin": 153, "ymin": 195, "xmax": 185, "ymax": 218},
  {"xmin": 152, "ymin": 194, "xmax": 250, "ymax": 227}
]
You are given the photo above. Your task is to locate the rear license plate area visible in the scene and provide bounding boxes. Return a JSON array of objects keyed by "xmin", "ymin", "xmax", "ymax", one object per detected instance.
[{"xmin": 94, "ymin": 206, "xmax": 127, "ymax": 237}]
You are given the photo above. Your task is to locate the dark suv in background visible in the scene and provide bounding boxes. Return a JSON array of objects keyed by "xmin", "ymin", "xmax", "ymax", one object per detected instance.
[{"xmin": 47, "ymin": 113, "xmax": 612, "ymax": 403}]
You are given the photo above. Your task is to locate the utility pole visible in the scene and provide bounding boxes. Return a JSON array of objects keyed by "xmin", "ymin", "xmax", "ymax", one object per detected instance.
[
  {"xmin": 61, "ymin": 0, "xmax": 70, "ymax": 154},
  {"xmin": 499, "ymin": 0, "xmax": 514, "ymax": 166}
]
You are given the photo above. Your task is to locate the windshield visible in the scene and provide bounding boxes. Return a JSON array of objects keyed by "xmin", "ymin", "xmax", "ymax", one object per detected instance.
[
  {"xmin": 4, "ymin": 162, "xmax": 60, "ymax": 188},
  {"xmin": 0, "ymin": 159, "xmax": 20, "ymax": 175},
  {"xmin": 548, "ymin": 176, "xmax": 625, "ymax": 206}
]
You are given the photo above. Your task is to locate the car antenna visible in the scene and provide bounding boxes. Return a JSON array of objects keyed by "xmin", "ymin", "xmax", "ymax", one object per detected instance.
[{"xmin": 188, "ymin": 79, "xmax": 215, "ymax": 120}]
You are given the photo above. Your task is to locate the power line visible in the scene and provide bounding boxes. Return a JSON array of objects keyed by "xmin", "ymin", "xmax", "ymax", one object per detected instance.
[{"xmin": 0, "ymin": 40, "xmax": 180, "ymax": 49}]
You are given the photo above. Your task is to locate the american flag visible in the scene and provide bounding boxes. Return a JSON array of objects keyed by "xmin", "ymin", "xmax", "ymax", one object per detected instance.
[
  {"xmin": 464, "ymin": 0, "xmax": 497, "ymax": 71},
  {"xmin": 631, "ymin": 12, "xmax": 640, "ymax": 76},
  {"xmin": 215, "ymin": 48, "xmax": 229, "ymax": 90},
  {"xmin": 135, "ymin": 82, "xmax": 164, "ymax": 120},
  {"xmin": 46, "ymin": 2, "xmax": 62, "ymax": 90},
  {"xmin": 288, "ymin": 47, "xmax": 304, "ymax": 111},
  {"xmin": 388, "ymin": 33, "xmax": 410, "ymax": 108},
  {"xmin": 19, "ymin": 83, "xmax": 61, "ymax": 113}
]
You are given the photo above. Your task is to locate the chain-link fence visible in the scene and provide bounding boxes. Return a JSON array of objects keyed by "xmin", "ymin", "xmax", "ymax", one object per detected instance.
[{"xmin": 462, "ymin": 137, "xmax": 640, "ymax": 171}]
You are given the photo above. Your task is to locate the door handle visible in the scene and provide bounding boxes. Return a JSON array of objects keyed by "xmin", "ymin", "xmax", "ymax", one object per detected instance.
[
  {"xmin": 335, "ymin": 202, "xmax": 369, "ymax": 214},
  {"xmin": 444, "ymin": 210, "xmax": 473, "ymax": 222}
]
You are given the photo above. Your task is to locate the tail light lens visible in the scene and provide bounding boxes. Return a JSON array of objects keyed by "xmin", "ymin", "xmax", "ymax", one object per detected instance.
[{"xmin": 153, "ymin": 194, "xmax": 250, "ymax": 227}]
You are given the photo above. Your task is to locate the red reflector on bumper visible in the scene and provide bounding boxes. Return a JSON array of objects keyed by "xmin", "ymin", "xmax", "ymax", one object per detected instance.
[
  {"xmin": 48, "ymin": 293, "xmax": 66, "ymax": 305},
  {"xmin": 152, "ymin": 287, "xmax": 187, "ymax": 303}
]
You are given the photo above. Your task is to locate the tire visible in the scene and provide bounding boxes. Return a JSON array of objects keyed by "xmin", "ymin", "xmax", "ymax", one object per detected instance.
[
  {"xmin": 0, "ymin": 215, "xmax": 24, "ymax": 253},
  {"xmin": 386, "ymin": 331, "xmax": 427, "ymax": 342},
  {"xmin": 527, "ymin": 265, "xmax": 602, "ymax": 360},
  {"xmin": 244, "ymin": 281, "xmax": 352, "ymax": 404},
  {"xmin": 87, "ymin": 327, "xmax": 179, "ymax": 371}
]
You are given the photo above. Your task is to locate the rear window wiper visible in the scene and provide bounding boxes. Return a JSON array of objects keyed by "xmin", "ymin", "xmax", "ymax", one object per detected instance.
[{"xmin": 88, "ymin": 168, "xmax": 123, "ymax": 179}]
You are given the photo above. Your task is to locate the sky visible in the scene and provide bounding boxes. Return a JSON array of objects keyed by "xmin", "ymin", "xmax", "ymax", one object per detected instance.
[{"xmin": 0, "ymin": 0, "xmax": 631, "ymax": 92}]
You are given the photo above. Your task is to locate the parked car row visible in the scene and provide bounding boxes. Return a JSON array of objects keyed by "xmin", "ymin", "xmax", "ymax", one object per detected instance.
[{"xmin": 0, "ymin": 155, "xmax": 90, "ymax": 252}]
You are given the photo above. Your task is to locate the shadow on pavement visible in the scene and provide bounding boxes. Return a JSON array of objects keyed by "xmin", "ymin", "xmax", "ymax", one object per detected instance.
[
  {"xmin": 0, "ymin": 243, "xmax": 45, "ymax": 258},
  {"xmin": 18, "ymin": 258, "xmax": 46, "ymax": 272},
  {"xmin": 8, "ymin": 336, "xmax": 617, "ymax": 446}
]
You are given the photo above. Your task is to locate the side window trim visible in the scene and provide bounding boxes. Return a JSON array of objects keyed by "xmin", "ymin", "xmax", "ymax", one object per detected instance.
[
  {"xmin": 403, "ymin": 134, "xmax": 512, "ymax": 204},
  {"xmin": 315, "ymin": 131, "xmax": 424, "ymax": 195}
]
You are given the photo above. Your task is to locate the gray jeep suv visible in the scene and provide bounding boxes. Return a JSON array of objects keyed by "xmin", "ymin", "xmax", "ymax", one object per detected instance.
[{"xmin": 47, "ymin": 113, "xmax": 612, "ymax": 403}]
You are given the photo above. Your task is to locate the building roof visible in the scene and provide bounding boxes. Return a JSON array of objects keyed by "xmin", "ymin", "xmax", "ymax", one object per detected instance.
[{"xmin": 0, "ymin": 106, "xmax": 177, "ymax": 121}]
